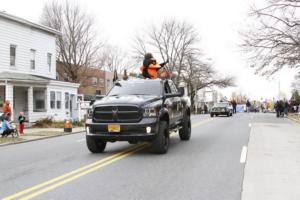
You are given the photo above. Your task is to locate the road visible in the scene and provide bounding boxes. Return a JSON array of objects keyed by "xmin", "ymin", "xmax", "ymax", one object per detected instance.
[{"xmin": 0, "ymin": 113, "xmax": 284, "ymax": 200}]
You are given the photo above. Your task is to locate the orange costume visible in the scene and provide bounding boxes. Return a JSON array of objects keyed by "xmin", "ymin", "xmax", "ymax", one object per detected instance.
[
  {"xmin": 140, "ymin": 64, "xmax": 161, "ymax": 79},
  {"xmin": 2, "ymin": 103, "xmax": 11, "ymax": 114}
]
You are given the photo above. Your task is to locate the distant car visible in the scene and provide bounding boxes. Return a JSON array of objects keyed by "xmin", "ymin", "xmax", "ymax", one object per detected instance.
[{"xmin": 210, "ymin": 102, "xmax": 233, "ymax": 117}]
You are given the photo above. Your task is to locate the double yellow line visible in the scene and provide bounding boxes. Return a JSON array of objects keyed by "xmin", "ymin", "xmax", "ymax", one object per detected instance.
[{"xmin": 3, "ymin": 117, "xmax": 214, "ymax": 200}]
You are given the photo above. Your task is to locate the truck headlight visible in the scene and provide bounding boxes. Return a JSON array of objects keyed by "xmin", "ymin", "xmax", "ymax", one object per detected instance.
[
  {"xmin": 143, "ymin": 101, "xmax": 162, "ymax": 118},
  {"xmin": 143, "ymin": 107, "xmax": 158, "ymax": 117}
]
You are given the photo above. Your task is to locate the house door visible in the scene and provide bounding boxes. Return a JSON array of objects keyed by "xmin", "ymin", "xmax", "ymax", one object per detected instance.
[{"xmin": 13, "ymin": 86, "xmax": 28, "ymax": 121}]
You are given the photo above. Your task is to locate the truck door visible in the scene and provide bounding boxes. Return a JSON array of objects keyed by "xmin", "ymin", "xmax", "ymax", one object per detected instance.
[
  {"xmin": 164, "ymin": 81, "xmax": 176, "ymax": 125},
  {"xmin": 168, "ymin": 80, "xmax": 182, "ymax": 123}
]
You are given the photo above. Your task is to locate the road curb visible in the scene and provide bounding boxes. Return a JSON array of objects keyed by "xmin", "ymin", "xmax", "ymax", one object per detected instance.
[{"xmin": 0, "ymin": 130, "xmax": 85, "ymax": 147}]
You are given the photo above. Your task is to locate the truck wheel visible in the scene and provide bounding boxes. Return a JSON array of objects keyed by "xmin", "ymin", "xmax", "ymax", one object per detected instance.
[
  {"xmin": 179, "ymin": 115, "xmax": 191, "ymax": 141},
  {"xmin": 151, "ymin": 121, "xmax": 169, "ymax": 154},
  {"xmin": 86, "ymin": 136, "xmax": 107, "ymax": 153},
  {"xmin": 210, "ymin": 113, "xmax": 214, "ymax": 117}
]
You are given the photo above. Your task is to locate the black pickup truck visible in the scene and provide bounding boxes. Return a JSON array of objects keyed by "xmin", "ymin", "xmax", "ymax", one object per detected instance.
[{"xmin": 85, "ymin": 79, "xmax": 191, "ymax": 154}]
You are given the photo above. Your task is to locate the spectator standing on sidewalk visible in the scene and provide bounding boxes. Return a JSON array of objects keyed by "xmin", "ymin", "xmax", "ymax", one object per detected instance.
[
  {"xmin": 18, "ymin": 112, "xmax": 25, "ymax": 135},
  {"xmin": 232, "ymin": 99, "xmax": 237, "ymax": 114},
  {"xmin": 246, "ymin": 100, "xmax": 251, "ymax": 113},
  {"xmin": 204, "ymin": 104, "xmax": 208, "ymax": 114},
  {"xmin": 284, "ymin": 101, "xmax": 289, "ymax": 117},
  {"xmin": 2, "ymin": 100, "xmax": 12, "ymax": 120}
]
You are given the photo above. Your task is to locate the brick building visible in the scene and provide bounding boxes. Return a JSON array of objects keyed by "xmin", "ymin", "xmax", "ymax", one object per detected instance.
[{"xmin": 56, "ymin": 63, "xmax": 107, "ymax": 99}]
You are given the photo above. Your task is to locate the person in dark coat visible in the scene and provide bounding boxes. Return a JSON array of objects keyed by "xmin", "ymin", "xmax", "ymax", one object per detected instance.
[
  {"xmin": 232, "ymin": 99, "xmax": 237, "ymax": 114},
  {"xmin": 246, "ymin": 100, "xmax": 251, "ymax": 113},
  {"xmin": 284, "ymin": 101, "xmax": 289, "ymax": 116}
]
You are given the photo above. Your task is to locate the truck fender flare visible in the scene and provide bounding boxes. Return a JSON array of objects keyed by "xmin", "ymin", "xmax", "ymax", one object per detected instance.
[{"xmin": 158, "ymin": 107, "xmax": 169, "ymax": 124}]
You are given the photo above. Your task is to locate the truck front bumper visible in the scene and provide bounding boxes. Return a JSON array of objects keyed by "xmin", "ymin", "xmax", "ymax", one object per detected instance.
[{"xmin": 85, "ymin": 118, "xmax": 159, "ymax": 142}]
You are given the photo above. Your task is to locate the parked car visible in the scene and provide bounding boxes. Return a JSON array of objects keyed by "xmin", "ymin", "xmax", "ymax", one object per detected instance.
[
  {"xmin": 85, "ymin": 79, "xmax": 191, "ymax": 154},
  {"xmin": 210, "ymin": 102, "xmax": 233, "ymax": 117}
]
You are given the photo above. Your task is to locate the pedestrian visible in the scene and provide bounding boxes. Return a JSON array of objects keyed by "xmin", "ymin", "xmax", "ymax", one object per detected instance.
[
  {"xmin": 1, "ymin": 114, "xmax": 15, "ymax": 137},
  {"xmin": 140, "ymin": 53, "xmax": 168, "ymax": 79},
  {"xmin": 204, "ymin": 104, "xmax": 208, "ymax": 114},
  {"xmin": 232, "ymin": 99, "xmax": 237, "ymax": 114},
  {"xmin": 18, "ymin": 112, "xmax": 25, "ymax": 135},
  {"xmin": 2, "ymin": 100, "xmax": 12, "ymax": 120},
  {"xmin": 283, "ymin": 101, "xmax": 288, "ymax": 117},
  {"xmin": 246, "ymin": 100, "xmax": 251, "ymax": 113}
]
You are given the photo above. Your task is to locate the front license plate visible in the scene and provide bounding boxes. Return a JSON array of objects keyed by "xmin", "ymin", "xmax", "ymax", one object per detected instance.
[{"xmin": 108, "ymin": 124, "xmax": 120, "ymax": 133}]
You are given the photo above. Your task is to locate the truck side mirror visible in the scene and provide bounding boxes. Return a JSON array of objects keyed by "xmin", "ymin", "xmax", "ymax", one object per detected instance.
[{"xmin": 178, "ymin": 87, "xmax": 184, "ymax": 96}]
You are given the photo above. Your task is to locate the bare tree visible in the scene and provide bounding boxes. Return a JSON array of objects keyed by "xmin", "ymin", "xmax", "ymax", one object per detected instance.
[
  {"xmin": 241, "ymin": 0, "xmax": 300, "ymax": 76},
  {"xmin": 41, "ymin": 0, "xmax": 103, "ymax": 83},
  {"xmin": 101, "ymin": 45, "xmax": 136, "ymax": 74},
  {"xmin": 181, "ymin": 53, "xmax": 235, "ymax": 108},
  {"xmin": 134, "ymin": 19, "xmax": 235, "ymax": 109},
  {"xmin": 133, "ymin": 19, "xmax": 199, "ymax": 85}
]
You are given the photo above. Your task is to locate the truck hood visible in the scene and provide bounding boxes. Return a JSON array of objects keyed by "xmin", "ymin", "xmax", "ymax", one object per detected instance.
[{"xmin": 94, "ymin": 95, "xmax": 161, "ymax": 107}]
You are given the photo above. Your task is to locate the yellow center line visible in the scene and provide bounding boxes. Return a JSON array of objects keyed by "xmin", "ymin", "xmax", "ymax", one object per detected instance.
[
  {"xmin": 20, "ymin": 144, "xmax": 150, "ymax": 200},
  {"xmin": 3, "ymin": 117, "xmax": 215, "ymax": 200},
  {"xmin": 2, "ymin": 143, "xmax": 146, "ymax": 200},
  {"xmin": 192, "ymin": 117, "xmax": 215, "ymax": 128}
]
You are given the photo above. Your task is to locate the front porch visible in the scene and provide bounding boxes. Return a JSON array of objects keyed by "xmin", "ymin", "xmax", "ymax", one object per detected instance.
[
  {"xmin": 0, "ymin": 84, "xmax": 48, "ymax": 122},
  {"xmin": 0, "ymin": 72, "xmax": 80, "ymax": 123}
]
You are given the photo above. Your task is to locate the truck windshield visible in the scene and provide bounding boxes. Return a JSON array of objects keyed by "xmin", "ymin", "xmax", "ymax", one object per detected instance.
[{"xmin": 108, "ymin": 81, "xmax": 162, "ymax": 96}]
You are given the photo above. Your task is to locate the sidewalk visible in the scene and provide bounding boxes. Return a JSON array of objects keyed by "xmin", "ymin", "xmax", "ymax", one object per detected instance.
[
  {"xmin": 242, "ymin": 121, "xmax": 300, "ymax": 200},
  {"xmin": 0, "ymin": 127, "xmax": 85, "ymax": 146}
]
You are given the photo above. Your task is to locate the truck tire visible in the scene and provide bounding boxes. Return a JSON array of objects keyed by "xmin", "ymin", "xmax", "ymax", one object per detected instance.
[
  {"xmin": 210, "ymin": 113, "xmax": 214, "ymax": 117},
  {"xmin": 179, "ymin": 114, "xmax": 191, "ymax": 140},
  {"xmin": 151, "ymin": 121, "xmax": 169, "ymax": 154},
  {"xmin": 86, "ymin": 136, "xmax": 107, "ymax": 153}
]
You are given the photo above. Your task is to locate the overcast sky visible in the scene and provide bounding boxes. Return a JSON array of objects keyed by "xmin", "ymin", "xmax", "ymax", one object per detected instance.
[{"xmin": 1, "ymin": 0, "xmax": 297, "ymax": 100}]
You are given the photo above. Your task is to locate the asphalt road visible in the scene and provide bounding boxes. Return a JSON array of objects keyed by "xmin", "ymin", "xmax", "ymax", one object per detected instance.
[{"xmin": 0, "ymin": 114, "xmax": 254, "ymax": 200}]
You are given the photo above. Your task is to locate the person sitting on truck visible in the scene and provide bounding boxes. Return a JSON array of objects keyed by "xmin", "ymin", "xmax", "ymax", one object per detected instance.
[{"xmin": 140, "ymin": 53, "xmax": 168, "ymax": 79}]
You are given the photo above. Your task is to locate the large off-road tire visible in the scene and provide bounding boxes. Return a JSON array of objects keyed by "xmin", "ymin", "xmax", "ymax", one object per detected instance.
[
  {"xmin": 210, "ymin": 113, "xmax": 214, "ymax": 117},
  {"xmin": 179, "ymin": 114, "xmax": 191, "ymax": 141},
  {"xmin": 151, "ymin": 121, "xmax": 169, "ymax": 154},
  {"xmin": 86, "ymin": 136, "xmax": 107, "ymax": 153}
]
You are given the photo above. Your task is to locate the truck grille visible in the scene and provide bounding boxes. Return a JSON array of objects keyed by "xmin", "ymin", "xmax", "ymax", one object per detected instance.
[{"xmin": 93, "ymin": 106, "xmax": 141, "ymax": 123}]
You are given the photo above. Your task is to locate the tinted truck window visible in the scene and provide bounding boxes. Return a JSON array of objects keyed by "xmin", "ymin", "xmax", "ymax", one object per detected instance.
[{"xmin": 108, "ymin": 80, "xmax": 162, "ymax": 96}]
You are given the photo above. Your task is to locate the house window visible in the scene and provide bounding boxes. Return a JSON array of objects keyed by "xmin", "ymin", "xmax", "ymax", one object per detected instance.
[
  {"xmin": 30, "ymin": 49, "xmax": 36, "ymax": 70},
  {"xmin": 96, "ymin": 90, "xmax": 101, "ymax": 95},
  {"xmin": 64, "ymin": 73, "xmax": 69, "ymax": 82},
  {"xmin": 65, "ymin": 92, "xmax": 69, "ymax": 109},
  {"xmin": 99, "ymin": 78, "xmax": 104, "ymax": 86},
  {"xmin": 10, "ymin": 45, "xmax": 16, "ymax": 66},
  {"xmin": 47, "ymin": 53, "xmax": 52, "ymax": 72},
  {"xmin": 50, "ymin": 91, "xmax": 55, "ymax": 109},
  {"xmin": 56, "ymin": 92, "xmax": 62, "ymax": 109},
  {"xmin": 91, "ymin": 77, "xmax": 98, "ymax": 86},
  {"xmin": 106, "ymin": 79, "xmax": 111, "ymax": 91},
  {"xmin": 33, "ymin": 89, "xmax": 46, "ymax": 112}
]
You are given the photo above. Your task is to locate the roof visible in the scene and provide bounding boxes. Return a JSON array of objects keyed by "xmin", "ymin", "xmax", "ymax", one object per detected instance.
[
  {"xmin": 0, "ymin": 11, "xmax": 61, "ymax": 36},
  {"xmin": 0, "ymin": 72, "xmax": 50, "ymax": 83}
]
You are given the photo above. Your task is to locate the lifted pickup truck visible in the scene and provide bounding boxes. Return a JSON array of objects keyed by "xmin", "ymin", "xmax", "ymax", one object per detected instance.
[{"xmin": 85, "ymin": 79, "xmax": 191, "ymax": 154}]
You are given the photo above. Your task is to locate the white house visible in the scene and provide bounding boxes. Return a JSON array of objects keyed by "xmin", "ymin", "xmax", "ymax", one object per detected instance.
[{"xmin": 0, "ymin": 12, "xmax": 79, "ymax": 122}]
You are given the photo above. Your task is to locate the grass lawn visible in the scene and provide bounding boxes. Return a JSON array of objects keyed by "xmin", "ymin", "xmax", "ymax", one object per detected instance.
[
  {"xmin": 25, "ymin": 131, "xmax": 63, "ymax": 136},
  {"xmin": 288, "ymin": 113, "xmax": 300, "ymax": 122},
  {"xmin": 0, "ymin": 137, "xmax": 24, "ymax": 144}
]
